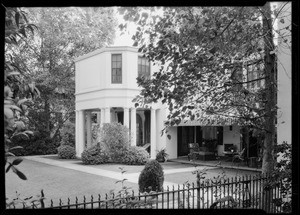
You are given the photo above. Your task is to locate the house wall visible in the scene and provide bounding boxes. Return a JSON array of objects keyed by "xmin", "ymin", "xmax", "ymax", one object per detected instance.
[
  {"xmin": 276, "ymin": 2, "xmax": 291, "ymax": 146},
  {"xmin": 166, "ymin": 127, "xmax": 178, "ymax": 159},
  {"xmin": 217, "ymin": 125, "xmax": 241, "ymax": 155}
]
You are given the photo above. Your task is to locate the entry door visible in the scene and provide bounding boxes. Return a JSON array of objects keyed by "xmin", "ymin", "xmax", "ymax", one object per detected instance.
[{"xmin": 177, "ymin": 126, "xmax": 195, "ymax": 156}]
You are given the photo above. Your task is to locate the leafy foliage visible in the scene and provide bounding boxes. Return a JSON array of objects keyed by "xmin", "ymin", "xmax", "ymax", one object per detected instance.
[
  {"xmin": 119, "ymin": 4, "xmax": 291, "ymax": 174},
  {"xmin": 122, "ymin": 146, "xmax": 150, "ymax": 165},
  {"xmin": 155, "ymin": 148, "xmax": 169, "ymax": 162},
  {"xmin": 103, "ymin": 167, "xmax": 155, "ymax": 208},
  {"xmin": 9, "ymin": 132, "xmax": 59, "ymax": 156},
  {"xmin": 81, "ymin": 144, "xmax": 110, "ymax": 165},
  {"xmin": 100, "ymin": 123, "xmax": 130, "ymax": 162},
  {"xmin": 266, "ymin": 141, "xmax": 292, "ymax": 213},
  {"xmin": 59, "ymin": 121, "xmax": 75, "ymax": 147},
  {"xmin": 57, "ymin": 145, "xmax": 76, "ymax": 159},
  {"xmin": 9, "ymin": 7, "xmax": 117, "ymax": 146},
  {"xmin": 5, "ymin": 7, "xmax": 39, "ymax": 180},
  {"xmin": 138, "ymin": 160, "xmax": 164, "ymax": 193},
  {"xmin": 6, "ymin": 190, "xmax": 45, "ymax": 209}
]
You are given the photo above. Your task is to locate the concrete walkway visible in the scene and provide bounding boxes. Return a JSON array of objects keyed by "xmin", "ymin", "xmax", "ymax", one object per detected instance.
[{"xmin": 24, "ymin": 155, "xmax": 217, "ymax": 189}]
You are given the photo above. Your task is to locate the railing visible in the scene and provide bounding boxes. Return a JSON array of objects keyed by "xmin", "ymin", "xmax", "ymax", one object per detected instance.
[{"xmin": 8, "ymin": 174, "xmax": 288, "ymax": 212}]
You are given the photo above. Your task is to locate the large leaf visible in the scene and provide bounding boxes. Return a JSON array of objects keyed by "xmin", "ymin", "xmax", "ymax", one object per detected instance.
[
  {"xmin": 12, "ymin": 158, "xmax": 23, "ymax": 166},
  {"xmin": 4, "ymin": 107, "xmax": 14, "ymax": 119}
]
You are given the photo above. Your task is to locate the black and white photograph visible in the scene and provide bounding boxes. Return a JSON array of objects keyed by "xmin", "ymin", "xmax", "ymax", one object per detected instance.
[{"xmin": 4, "ymin": 2, "xmax": 294, "ymax": 212}]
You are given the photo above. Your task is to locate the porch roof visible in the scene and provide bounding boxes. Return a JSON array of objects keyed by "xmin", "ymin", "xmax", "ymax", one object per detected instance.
[{"xmin": 177, "ymin": 113, "xmax": 239, "ymax": 127}]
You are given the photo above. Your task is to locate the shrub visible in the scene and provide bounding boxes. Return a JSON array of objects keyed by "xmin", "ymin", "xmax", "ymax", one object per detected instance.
[
  {"xmin": 60, "ymin": 121, "xmax": 75, "ymax": 147},
  {"xmin": 81, "ymin": 144, "xmax": 110, "ymax": 165},
  {"xmin": 101, "ymin": 123, "xmax": 130, "ymax": 162},
  {"xmin": 10, "ymin": 133, "xmax": 59, "ymax": 156},
  {"xmin": 122, "ymin": 146, "xmax": 150, "ymax": 165},
  {"xmin": 57, "ymin": 145, "xmax": 76, "ymax": 159},
  {"xmin": 138, "ymin": 160, "xmax": 164, "ymax": 193}
]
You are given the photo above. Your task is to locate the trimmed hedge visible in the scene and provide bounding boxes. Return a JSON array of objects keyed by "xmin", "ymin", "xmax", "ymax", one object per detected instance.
[
  {"xmin": 138, "ymin": 160, "xmax": 164, "ymax": 193},
  {"xmin": 81, "ymin": 145, "xmax": 110, "ymax": 165},
  {"xmin": 57, "ymin": 145, "xmax": 76, "ymax": 159},
  {"xmin": 122, "ymin": 146, "xmax": 150, "ymax": 165}
]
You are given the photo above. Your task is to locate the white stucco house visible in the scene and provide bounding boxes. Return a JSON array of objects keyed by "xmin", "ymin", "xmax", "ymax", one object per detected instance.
[
  {"xmin": 74, "ymin": 46, "xmax": 249, "ymax": 160},
  {"xmin": 74, "ymin": 2, "xmax": 291, "ymax": 165}
]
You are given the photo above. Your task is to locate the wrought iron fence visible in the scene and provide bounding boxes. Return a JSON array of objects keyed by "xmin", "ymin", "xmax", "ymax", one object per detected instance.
[{"xmin": 8, "ymin": 174, "xmax": 288, "ymax": 212}]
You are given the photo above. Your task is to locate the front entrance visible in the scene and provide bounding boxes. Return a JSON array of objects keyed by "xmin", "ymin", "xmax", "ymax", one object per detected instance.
[
  {"xmin": 177, "ymin": 126, "xmax": 224, "ymax": 157},
  {"xmin": 177, "ymin": 126, "xmax": 202, "ymax": 156}
]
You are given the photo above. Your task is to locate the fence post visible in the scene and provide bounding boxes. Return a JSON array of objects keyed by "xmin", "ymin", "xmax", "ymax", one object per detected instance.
[{"xmin": 197, "ymin": 177, "xmax": 200, "ymax": 209}]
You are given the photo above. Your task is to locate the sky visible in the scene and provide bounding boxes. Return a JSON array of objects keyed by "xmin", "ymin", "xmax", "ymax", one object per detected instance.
[{"xmin": 111, "ymin": 7, "xmax": 136, "ymax": 47}]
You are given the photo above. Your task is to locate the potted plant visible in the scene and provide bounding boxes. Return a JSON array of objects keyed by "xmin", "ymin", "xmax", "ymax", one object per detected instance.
[{"xmin": 156, "ymin": 148, "xmax": 169, "ymax": 162}]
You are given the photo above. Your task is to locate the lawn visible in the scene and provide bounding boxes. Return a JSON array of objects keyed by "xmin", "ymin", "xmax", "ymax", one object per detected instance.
[{"xmin": 5, "ymin": 158, "xmax": 139, "ymax": 207}]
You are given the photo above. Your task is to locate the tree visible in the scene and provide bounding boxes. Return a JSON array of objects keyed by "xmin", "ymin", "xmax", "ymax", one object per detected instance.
[
  {"xmin": 5, "ymin": 7, "xmax": 39, "ymax": 179},
  {"xmin": 119, "ymin": 3, "xmax": 291, "ymax": 174},
  {"xmin": 8, "ymin": 7, "xmax": 117, "ymax": 148}
]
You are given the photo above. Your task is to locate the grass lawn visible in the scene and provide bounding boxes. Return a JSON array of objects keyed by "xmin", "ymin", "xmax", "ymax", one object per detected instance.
[{"xmin": 5, "ymin": 158, "xmax": 139, "ymax": 207}]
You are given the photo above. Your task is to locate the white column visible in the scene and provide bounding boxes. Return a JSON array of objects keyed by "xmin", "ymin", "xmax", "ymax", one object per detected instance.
[
  {"xmin": 130, "ymin": 108, "xmax": 136, "ymax": 146},
  {"xmin": 97, "ymin": 111, "xmax": 101, "ymax": 125},
  {"xmin": 124, "ymin": 107, "xmax": 129, "ymax": 129},
  {"xmin": 105, "ymin": 107, "xmax": 110, "ymax": 123},
  {"xmin": 76, "ymin": 110, "xmax": 85, "ymax": 158},
  {"xmin": 150, "ymin": 108, "xmax": 156, "ymax": 159},
  {"xmin": 86, "ymin": 111, "xmax": 92, "ymax": 148},
  {"xmin": 100, "ymin": 108, "xmax": 105, "ymax": 126}
]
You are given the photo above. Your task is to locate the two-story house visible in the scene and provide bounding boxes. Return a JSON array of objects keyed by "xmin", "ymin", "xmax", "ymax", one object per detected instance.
[{"xmin": 74, "ymin": 46, "xmax": 247, "ymax": 160}]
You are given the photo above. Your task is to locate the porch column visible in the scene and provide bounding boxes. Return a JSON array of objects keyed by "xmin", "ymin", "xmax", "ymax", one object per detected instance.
[
  {"xmin": 97, "ymin": 111, "xmax": 101, "ymax": 125},
  {"xmin": 100, "ymin": 108, "xmax": 105, "ymax": 126},
  {"xmin": 124, "ymin": 107, "xmax": 130, "ymax": 128},
  {"xmin": 76, "ymin": 110, "xmax": 85, "ymax": 158},
  {"xmin": 150, "ymin": 108, "xmax": 157, "ymax": 159},
  {"xmin": 86, "ymin": 111, "xmax": 92, "ymax": 148},
  {"xmin": 130, "ymin": 108, "xmax": 136, "ymax": 146},
  {"xmin": 105, "ymin": 107, "xmax": 110, "ymax": 123}
]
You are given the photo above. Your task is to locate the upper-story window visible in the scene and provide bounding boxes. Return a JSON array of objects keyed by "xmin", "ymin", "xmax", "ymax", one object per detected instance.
[
  {"xmin": 138, "ymin": 56, "xmax": 150, "ymax": 79},
  {"xmin": 246, "ymin": 61, "xmax": 264, "ymax": 90},
  {"xmin": 112, "ymin": 54, "xmax": 122, "ymax": 83}
]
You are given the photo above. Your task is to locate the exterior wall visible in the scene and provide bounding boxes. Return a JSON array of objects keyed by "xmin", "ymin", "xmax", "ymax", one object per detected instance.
[
  {"xmin": 155, "ymin": 108, "xmax": 167, "ymax": 152},
  {"xmin": 276, "ymin": 2, "xmax": 291, "ymax": 145},
  {"xmin": 218, "ymin": 125, "xmax": 241, "ymax": 155},
  {"xmin": 165, "ymin": 127, "xmax": 178, "ymax": 159}
]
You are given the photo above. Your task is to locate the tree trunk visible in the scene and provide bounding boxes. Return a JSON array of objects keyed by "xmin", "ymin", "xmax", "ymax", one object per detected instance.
[{"xmin": 261, "ymin": 2, "xmax": 276, "ymax": 175}]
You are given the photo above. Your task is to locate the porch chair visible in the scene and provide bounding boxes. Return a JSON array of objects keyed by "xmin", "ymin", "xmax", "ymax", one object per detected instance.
[
  {"xmin": 188, "ymin": 143, "xmax": 215, "ymax": 161},
  {"xmin": 231, "ymin": 148, "xmax": 245, "ymax": 164}
]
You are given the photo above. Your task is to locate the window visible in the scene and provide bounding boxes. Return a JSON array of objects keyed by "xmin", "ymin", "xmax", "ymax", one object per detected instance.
[
  {"xmin": 112, "ymin": 54, "xmax": 122, "ymax": 83},
  {"xmin": 138, "ymin": 56, "xmax": 150, "ymax": 79},
  {"xmin": 246, "ymin": 61, "xmax": 265, "ymax": 90}
]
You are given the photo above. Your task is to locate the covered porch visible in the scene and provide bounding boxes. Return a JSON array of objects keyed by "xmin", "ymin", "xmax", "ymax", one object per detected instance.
[{"xmin": 75, "ymin": 107, "xmax": 158, "ymax": 159}]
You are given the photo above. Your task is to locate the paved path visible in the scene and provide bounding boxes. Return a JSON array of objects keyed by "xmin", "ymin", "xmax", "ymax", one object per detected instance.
[{"xmin": 24, "ymin": 155, "xmax": 217, "ymax": 189}]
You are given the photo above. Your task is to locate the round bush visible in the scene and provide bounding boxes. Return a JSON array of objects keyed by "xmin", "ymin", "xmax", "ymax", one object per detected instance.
[
  {"xmin": 122, "ymin": 146, "xmax": 150, "ymax": 165},
  {"xmin": 57, "ymin": 145, "xmax": 76, "ymax": 159},
  {"xmin": 138, "ymin": 160, "xmax": 164, "ymax": 193},
  {"xmin": 100, "ymin": 123, "xmax": 130, "ymax": 162},
  {"xmin": 81, "ymin": 145, "xmax": 110, "ymax": 165}
]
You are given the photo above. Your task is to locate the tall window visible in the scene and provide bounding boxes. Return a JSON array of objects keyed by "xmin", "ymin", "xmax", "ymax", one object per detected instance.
[
  {"xmin": 138, "ymin": 56, "xmax": 150, "ymax": 78},
  {"xmin": 112, "ymin": 54, "xmax": 122, "ymax": 83},
  {"xmin": 246, "ymin": 61, "xmax": 264, "ymax": 90}
]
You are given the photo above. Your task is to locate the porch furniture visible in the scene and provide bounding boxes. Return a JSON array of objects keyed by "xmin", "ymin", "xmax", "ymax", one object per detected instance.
[
  {"xmin": 232, "ymin": 148, "xmax": 245, "ymax": 164},
  {"xmin": 188, "ymin": 143, "xmax": 215, "ymax": 161},
  {"xmin": 142, "ymin": 143, "xmax": 151, "ymax": 154}
]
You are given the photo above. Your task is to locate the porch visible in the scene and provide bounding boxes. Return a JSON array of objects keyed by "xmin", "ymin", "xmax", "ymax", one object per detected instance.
[{"xmin": 168, "ymin": 156, "xmax": 262, "ymax": 173}]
